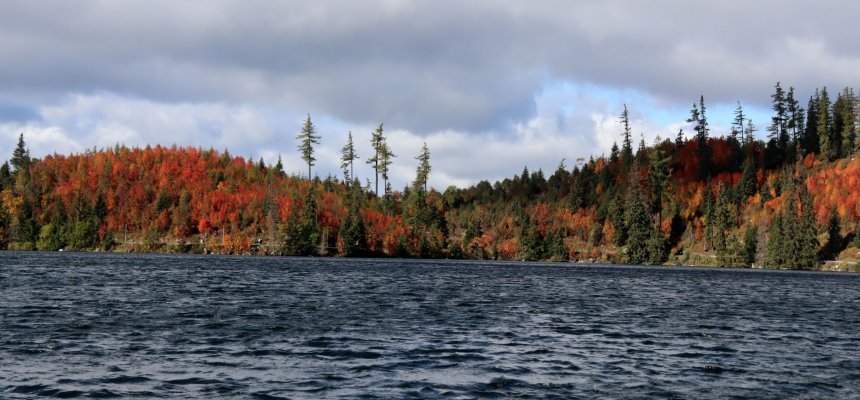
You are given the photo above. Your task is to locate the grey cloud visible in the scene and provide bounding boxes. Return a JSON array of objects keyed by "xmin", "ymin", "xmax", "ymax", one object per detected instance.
[{"xmin": 1, "ymin": 0, "xmax": 858, "ymax": 135}]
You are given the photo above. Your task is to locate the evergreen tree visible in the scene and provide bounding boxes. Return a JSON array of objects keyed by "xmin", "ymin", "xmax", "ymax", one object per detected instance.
[
  {"xmin": 714, "ymin": 183, "xmax": 735, "ymax": 265},
  {"xmin": 834, "ymin": 88, "xmax": 857, "ymax": 157},
  {"xmin": 803, "ymin": 90, "xmax": 820, "ymax": 155},
  {"xmin": 570, "ymin": 162, "xmax": 597, "ymax": 211},
  {"xmin": 283, "ymin": 188, "xmax": 319, "ymax": 256},
  {"xmin": 797, "ymin": 181, "xmax": 819, "ymax": 269},
  {"xmin": 732, "ymin": 101, "xmax": 746, "ymax": 145},
  {"xmin": 340, "ymin": 131, "xmax": 358, "ymax": 182},
  {"xmin": 766, "ymin": 212, "xmax": 785, "ymax": 268},
  {"xmin": 519, "ymin": 211, "xmax": 543, "ymax": 261},
  {"xmin": 367, "ymin": 123, "xmax": 385, "ymax": 196},
  {"xmin": 620, "ymin": 104, "xmax": 634, "ymax": 171},
  {"xmin": 742, "ymin": 225, "xmax": 758, "ymax": 267},
  {"xmin": 822, "ymin": 207, "xmax": 841, "ymax": 261},
  {"xmin": 688, "ymin": 96, "xmax": 711, "ymax": 180},
  {"xmin": 15, "ymin": 197, "xmax": 38, "ymax": 249},
  {"xmin": 786, "ymin": 86, "xmax": 804, "ymax": 162},
  {"xmin": 768, "ymin": 82, "xmax": 789, "ymax": 161},
  {"xmin": 648, "ymin": 145, "xmax": 671, "ymax": 223},
  {"xmin": 274, "ymin": 154, "xmax": 284, "ymax": 177},
  {"xmin": 817, "ymin": 87, "xmax": 835, "ymax": 161},
  {"xmin": 0, "ymin": 161, "xmax": 11, "ymax": 190},
  {"xmin": 339, "ymin": 180, "xmax": 368, "ymax": 257},
  {"xmin": 297, "ymin": 114, "xmax": 321, "ymax": 180},
  {"xmin": 11, "ymin": 133, "xmax": 30, "ymax": 176},
  {"xmin": 414, "ymin": 142, "xmax": 431, "ymax": 193},
  {"xmin": 546, "ymin": 230, "xmax": 568, "ymax": 262},
  {"xmin": 624, "ymin": 161, "xmax": 652, "ymax": 264},
  {"xmin": 739, "ymin": 154, "xmax": 758, "ymax": 200}
]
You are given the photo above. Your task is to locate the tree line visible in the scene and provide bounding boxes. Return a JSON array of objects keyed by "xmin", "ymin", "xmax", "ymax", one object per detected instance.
[{"xmin": 0, "ymin": 82, "xmax": 858, "ymax": 269}]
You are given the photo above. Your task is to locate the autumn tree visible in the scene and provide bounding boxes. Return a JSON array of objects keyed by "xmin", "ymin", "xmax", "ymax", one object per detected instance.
[{"xmin": 297, "ymin": 114, "xmax": 321, "ymax": 180}]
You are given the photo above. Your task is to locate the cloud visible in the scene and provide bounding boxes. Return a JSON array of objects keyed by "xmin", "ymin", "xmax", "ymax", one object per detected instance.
[{"xmin": 0, "ymin": 1, "xmax": 855, "ymax": 187}]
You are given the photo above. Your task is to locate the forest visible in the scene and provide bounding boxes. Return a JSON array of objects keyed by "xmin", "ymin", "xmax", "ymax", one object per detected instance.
[{"xmin": 1, "ymin": 83, "xmax": 859, "ymax": 270}]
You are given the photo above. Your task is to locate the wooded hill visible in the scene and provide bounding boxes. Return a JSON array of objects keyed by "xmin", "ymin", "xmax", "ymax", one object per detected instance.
[{"xmin": 1, "ymin": 83, "xmax": 859, "ymax": 270}]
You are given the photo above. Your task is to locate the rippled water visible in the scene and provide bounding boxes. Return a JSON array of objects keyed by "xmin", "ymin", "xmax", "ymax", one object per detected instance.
[{"xmin": 1, "ymin": 252, "xmax": 859, "ymax": 398}]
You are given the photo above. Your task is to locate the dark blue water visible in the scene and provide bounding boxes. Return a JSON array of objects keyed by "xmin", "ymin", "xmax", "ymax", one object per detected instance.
[{"xmin": 1, "ymin": 252, "xmax": 859, "ymax": 399}]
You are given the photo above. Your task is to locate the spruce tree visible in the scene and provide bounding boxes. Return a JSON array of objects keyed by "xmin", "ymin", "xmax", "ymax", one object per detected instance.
[
  {"xmin": 297, "ymin": 114, "xmax": 321, "ymax": 180},
  {"xmin": 620, "ymin": 104, "xmax": 634, "ymax": 172},
  {"xmin": 648, "ymin": 146, "xmax": 671, "ymax": 223},
  {"xmin": 742, "ymin": 226, "xmax": 758, "ymax": 267},
  {"xmin": 768, "ymin": 82, "xmax": 788, "ymax": 160},
  {"xmin": 739, "ymin": 155, "xmax": 757, "ymax": 200},
  {"xmin": 803, "ymin": 90, "xmax": 820, "ymax": 155},
  {"xmin": 797, "ymin": 182, "xmax": 819, "ymax": 269},
  {"xmin": 367, "ymin": 123, "xmax": 385, "ymax": 196},
  {"xmin": 0, "ymin": 162, "xmax": 10, "ymax": 190},
  {"xmin": 414, "ymin": 142, "xmax": 431, "ymax": 193},
  {"xmin": 688, "ymin": 96, "xmax": 711, "ymax": 180},
  {"xmin": 339, "ymin": 181, "xmax": 367, "ymax": 257},
  {"xmin": 340, "ymin": 131, "xmax": 359, "ymax": 182},
  {"xmin": 624, "ymin": 161, "xmax": 652, "ymax": 264},
  {"xmin": 823, "ymin": 207, "xmax": 841, "ymax": 261},
  {"xmin": 10, "ymin": 133, "xmax": 30, "ymax": 176},
  {"xmin": 767, "ymin": 212, "xmax": 785, "ymax": 268},
  {"xmin": 817, "ymin": 87, "xmax": 834, "ymax": 161}
]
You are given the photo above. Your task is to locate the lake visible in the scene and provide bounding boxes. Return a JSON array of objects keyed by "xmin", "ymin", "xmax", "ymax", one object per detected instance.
[{"xmin": 1, "ymin": 252, "xmax": 859, "ymax": 398}]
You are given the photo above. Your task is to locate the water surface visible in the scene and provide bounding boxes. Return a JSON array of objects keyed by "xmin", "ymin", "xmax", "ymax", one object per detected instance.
[{"xmin": 1, "ymin": 252, "xmax": 859, "ymax": 398}]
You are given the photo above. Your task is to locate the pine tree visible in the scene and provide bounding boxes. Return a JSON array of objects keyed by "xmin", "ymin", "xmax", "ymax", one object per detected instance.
[
  {"xmin": 823, "ymin": 207, "xmax": 841, "ymax": 261},
  {"xmin": 797, "ymin": 181, "xmax": 819, "ymax": 269},
  {"xmin": 0, "ymin": 161, "xmax": 11, "ymax": 190},
  {"xmin": 786, "ymin": 86, "xmax": 804, "ymax": 162},
  {"xmin": 283, "ymin": 188, "xmax": 319, "ymax": 256},
  {"xmin": 340, "ymin": 131, "xmax": 359, "ymax": 182},
  {"xmin": 834, "ymin": 88, "xmax": 857, "ymax": 157},
  {"xmin": 367, "ymin": 123, "xmax": 385, "ymax": 196},
  {"xmin": 339, "ymin": 180, "xmax": 367, "ymax": 257},
  {"xmin": 768, "ymin": 82, "xmax": 789, "ymax": 161},
  {"xmin": 274, "ymin": 154, "xmax": 284, "ymax": 176},
  {"xmin": 624, "ymin": 160, "xmax": 652, "ymax": 264},
  {"xmin": 714, "ymin": 183, "xmax": 735, "ymax": 266},
  {"xmin": 732, "ymin": 101, "xmax": 746, "ymax": 145},
  {"xmin": 818, "ymin": 87, "xmax": 835, "ymax": 161},
  {"xmin": 803, "ymin": 90, "xmax": 820, "ymax": 155},
  {"xmin": 648, "ymin": 145, "xmax": 671, "ymax": 224},
  {"xmin": 11, "ymin": 133, "xmax": 30, "ymax": 176},
  {"xmin": 620, "ymin": 104, "xmax": 634, "ymax": 172},
  {"xmin": 766, "ymin": 212, "xmax": 785, "ymax": 268},
  {"xmin": 742, "ymin": 225, "xmax": 758, "ymax": 267},
  {"xmin": 688, "ymin": 96, "xmax": 711, "ymax": 180},
  {"xmin": 739, "ymin": 154, "xmax": 757, "ymax": 200},
  {"xmin": 414, "ymin": 142, "xmax": 431, "ymax": 193},
  {"xmin": 297, "ymin": 114, "xmax": 321, "ymax": 180}
]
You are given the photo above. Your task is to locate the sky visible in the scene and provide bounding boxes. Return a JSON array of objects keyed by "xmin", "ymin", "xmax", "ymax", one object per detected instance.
[{"xmin": 0, "ymin": 1, "xmax": 858, "ymax": 190}]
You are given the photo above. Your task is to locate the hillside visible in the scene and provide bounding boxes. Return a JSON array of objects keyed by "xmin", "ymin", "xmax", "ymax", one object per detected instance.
[{"xmin": 1, "ymin": 84, "xmax": 859, "ymax": 270}]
